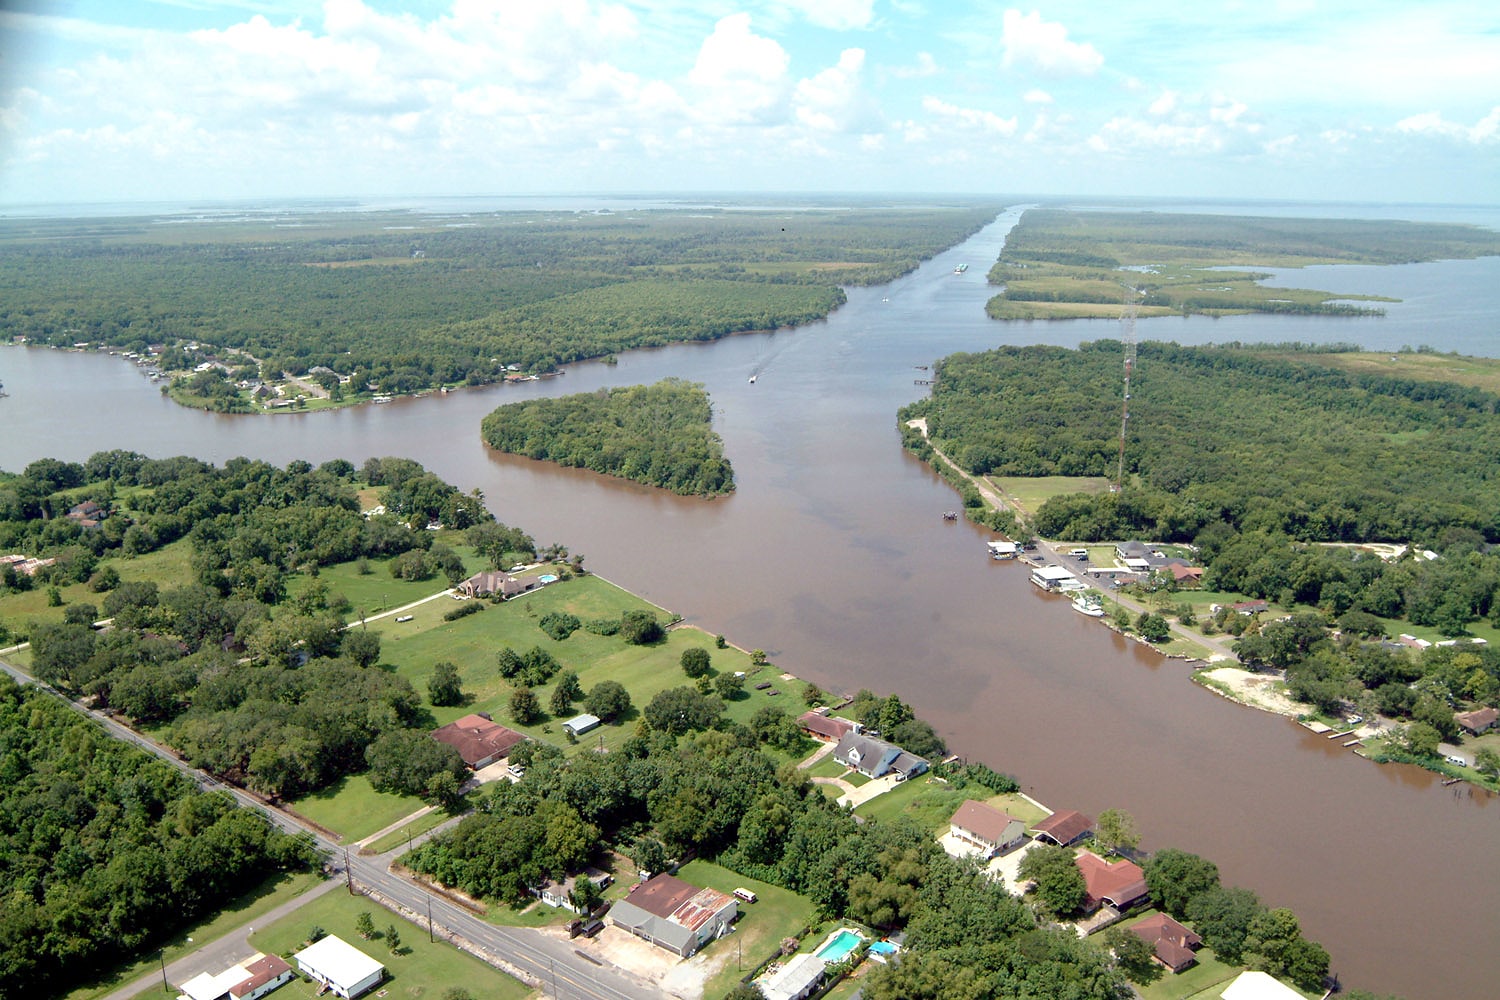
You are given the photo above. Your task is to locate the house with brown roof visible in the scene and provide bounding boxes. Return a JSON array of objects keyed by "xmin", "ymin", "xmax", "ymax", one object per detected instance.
[
  {"xmin": 532, "ymin": 867, "xmax": 614, "ymax": 913},
  {"xmin": 607, "ymin": 874, "xmax": 738, "ymax": 958},
  {"xmin": 1166, "ymin": 564, "xmax": 1204, "ymax": 584},
  {"xmin": 1129, "ymin": 912, "xmax": 1202, "ymax": 973},
  {"xmin": 948, "ymin": 800, "xmax": 1026, "ymax": 858},
  {"xmin": 797, "ymin": 709, "xmax": 861, "ymax": 743},
  {"xmin": 1075, "ymin": 851, "xmax": 1148, "ymax": 913},
  {"xmin": 180, "ymin": 953, "xmax": 295, "ymax": 1000},
  {"xmin": 1457, "ymin": 706, "xmax": 1499, "ymax": 735},
  {"xmin": 1031, "ymin": 809, "xmax": 1093, "ymax": 847},
  {"xmin": 455, "ymin": 570, "xmax": 512, "ymax": 598},
  {"xmin": 430, "ymin": 713, "xmax": 526, "ymax": 769}
]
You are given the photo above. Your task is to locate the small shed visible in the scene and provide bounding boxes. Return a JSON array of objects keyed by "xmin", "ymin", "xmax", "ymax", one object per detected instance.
[{"xmin": 563, "ymin": 714, "xmax": 601, "ymax": 737}]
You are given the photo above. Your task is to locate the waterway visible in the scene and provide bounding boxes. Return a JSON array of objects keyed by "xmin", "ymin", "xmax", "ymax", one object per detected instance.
[{"xmin": 2, "ymin": 205, "xmax": 1498, "ymax": 999}]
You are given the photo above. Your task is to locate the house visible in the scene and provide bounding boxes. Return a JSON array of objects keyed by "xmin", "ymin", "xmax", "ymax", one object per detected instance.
[
  {"xmin": 832, "ymin": 731, "xmax": 929, "ymax": 780},
  {"xmin": 797, "ymin": 708, "xmax": 861, "ymax": 743},
  {"xmin": 1116, "ymin": 540, "xmax": 1152, "ymax": 561},
  {"xmin": 532, "ymin": 868, "xmax": 613, "ymax": 912},
  {"xmin": 455, "ymin": 570, "xmax": 537, "ymax": 599},
  {"xmin": 1166, "ymin": 564, "xmax": 1204, "ymax": 584},
  {"xmin": 1456, "ymin": 706, "xmax": 1499, "ymax": 735},
  {"xmin": 987, "ymin": 540, "xmax": 1019, "ymax": 560},
  {"xmin": 1398, "ymin": 633, "xmax": 1432, "ymax": 650},
  {"xmin": 563, "ymin": 714, "xmax": 601, "ymax": 738},
  {"xmin": 178, "ymin": 954, "xmax": 294, "ymax": 1000},
  {"xmin": 430, "ymin": 713, "xmax": 526, "ymax": 769},
  {"xmin": 292, "ymin": 936, "xmax": 385, "ymax": 1000},
  {"xmin": 1075, "ymin": 851, "xmax": 1148, "ymax": 912},
  {"xmin": 759, "ymin": 952, "xmax": 831, "ymax": 1000},
  {"xmin": 1030, "ymin": 565, "xmax": 1079, "ymax": 591},
  {"xmin": 1231, "ymin": 601, "xmax": 1269, "ymax": 616},
  {"xmin": 948, "ymin": 800, "xmax": 1027, "ymax": 858},
  {"xmin": 1219, "ymin": 970, "xmax": 1306, "ymax": 1000},
  {"xmin": 607, "ymin": 874, "xmax": 738, "ymax": 958},
  {"xmin": 66, "ymin": 500, "xmax": 106, "ymax": 526},
  {"xmin": 1129, "ymin": 913, "xmax": 1202, "ymax": 973},
  {"xmin": 1031, "ymin": 809, "xmax": 1093, "ymax": 847}
]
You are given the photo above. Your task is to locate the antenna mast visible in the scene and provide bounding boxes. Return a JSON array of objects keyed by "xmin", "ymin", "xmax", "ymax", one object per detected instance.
[{"xmin": 1115, "ymin": 289, "xmax": 1138, "ymax": 492}]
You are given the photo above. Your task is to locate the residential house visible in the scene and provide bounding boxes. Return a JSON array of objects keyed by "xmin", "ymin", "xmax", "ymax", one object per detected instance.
[
  {"xmin": 1219, "ymin": 970, "xmax": 1306, "ymax": 1000},
  {"xmin": 430, "ymin": 713, "xmax": 526, "ymax": 770},
  {"xmin": 607, "ymin": 874, "xmax": 738, "ymax": 958},
  {"xmin": 1231, "ymin": 601, "xmax": 1269, "ymax": 616},
  {"xmin": 797, "ymin": 709, "xmax": 861, "ymax": 743},
  {"xmin": 455, "ymin": 570, "xmax": 538, "ymax": 599},
  {"xmin": 759, "ymin": 952, "xmax": 831, "ymax": 1000},
  {"xmin": 948, "ymin": 800, "xmax": 1026, "ymax": 858},
  {"xmin": 831, "ymin": 731, "xmax": 928, "ymax": 781},
  {"xmin": 178, "ymin": 954, "xmax": 294, "ymax": 1000},
  {"xmin": 1456, "ymin": 706, "xmax": 1499, "ymax": 735},
  {"xmin": 66, "ymin": 500, "xmax": 106, "ymax": 527},
  {"xmin": 1129, "ymin": 913, "xmax": 1202, "ymax": 973},
  {"xmin": 292, "ymin": 936, "xmax": 385, "ymax": 1000},
  {"xmin": 1074, "ymin": 851, "xmax": 1148, "ymax": 913},
  {"xmin": 1166, "ymin": 563, "xmax": 1204, "ymax": 585},
  {"xmin": 1030, "ymin": 809, "xmax": 1093, "ymax": 848},
  {"xmin": 532, "ymin": 868, "xmax": 614, "ymax": 913},
  {"xmin": 1115, "ymin": 540, "xmax": 1152, "ymax": 561}
]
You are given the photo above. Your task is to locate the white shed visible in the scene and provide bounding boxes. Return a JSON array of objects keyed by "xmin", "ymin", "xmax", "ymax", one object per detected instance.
[
  {"xmin": 293, "ymin": 935, "xmax": 385, "ymax": 999},
  {"xmin": 563, "ymin": 713, "xmax": 601, "ymax": 737}
]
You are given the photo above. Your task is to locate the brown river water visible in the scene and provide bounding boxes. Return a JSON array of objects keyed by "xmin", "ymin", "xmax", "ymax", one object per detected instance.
[{"xmin": 3, "ymin": 205, "xmax": 1498, "ymax": 998}]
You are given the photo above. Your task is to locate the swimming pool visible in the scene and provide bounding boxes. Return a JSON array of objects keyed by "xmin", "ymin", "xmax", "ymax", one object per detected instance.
[
  {"xmin": 538, "ymin": 574, "xmax": 558, "ymax": 583},
  {"xmin": 868, "ymin": 940, "xmax": 898, "ymax": 955},
  {"xmin": 814, "ymin": 929, "xmax": 863, "ymax": 962}
]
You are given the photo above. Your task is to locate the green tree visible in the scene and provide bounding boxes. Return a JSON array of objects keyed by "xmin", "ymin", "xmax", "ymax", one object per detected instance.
[
  {"xmin": 630, "ymin": 836, "xmax": 669, "ymax": 877},
  {"xmin": 1187, "ymin": 886, "xmax": 1263, "ymax": 964},
  {"xmin": 426, "ymin": 769, "xmax": 464, "ymax": 811},
  {"xmin": 1401, "ymin": 721, "xmax": 1441, "ymax": 757},
  {"xmin": 1474, "ymin": 746, "xmax": 1500, "ymax": 778},
  {"xmin": 583, "ymin": 680, "xmax": 631, "ymax": 721},
  {"xmin": 385, "ymin": 925, "xmax": 401, "ymax": 953},
  {"xmin": 1136, "ymin": 612, "xmax": 1171, "ymax": 643},
  {"xmin": 1094, "ymin": 808, "xmax": 1140, "ymax": 855},
  {"xmin": 1017, "ymin": 844, "xmax": 1086, "ymax": 916},
  {"xmin": 1104, "ymin": 925, "xmax": 1161, "ymax": 984},
  {"xmin": 496, "ymin": 646, "xmax": 524, "ymax": 678},
  {"xmin": 342, "ymin": 628, "xmax": 381, "ymax": 668},
  {"xmin": 619, "ymin": 609, "xmax": 663, "ymax": 645},
  {"xmin": 713, "ymin": 671, "xmax": 745, "ymax": 700},
  {"xmin": 680, "ymin": 646, "xmax": 711, "ymax": 678},
  {"xmin": 644, "ymin": 686, "xmax": 724, "ymax": 735},
  {"xmin": 355, "ymin": 911, "xmax": 375, "ymax": 940},
  {"xmin": 428, "ymin": 660, "xmax": 464, "ymax": 707},
  {"xmin": 1144, "ymin": 848, "xmax": 1220, "ymax": 917},
  {"xmin": 802, "ymin": 681, "xmax": 824, "ymax": 705},
  {"xmin": 509, "ymin": 686, "xmax": 541, "ymax": 725}
]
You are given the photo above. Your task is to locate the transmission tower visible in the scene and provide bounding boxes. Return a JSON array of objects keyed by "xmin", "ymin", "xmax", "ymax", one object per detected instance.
[{"xmin": 1115, "ymin": 289, "xmax": 1138, "ymax": 492}]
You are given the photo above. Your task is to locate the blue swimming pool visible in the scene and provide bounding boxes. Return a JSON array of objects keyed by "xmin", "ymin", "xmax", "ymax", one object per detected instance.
[
  {"xmin": 538, "ymin": 574, "xmax": 558, "ymax": 583},
  {"xmin": 814, "ymin": 929, "xmax": 863, "ymax": 962},
  {"xmin": 868, "ymin": 940, "xmax": 898, "ymax": 955}
]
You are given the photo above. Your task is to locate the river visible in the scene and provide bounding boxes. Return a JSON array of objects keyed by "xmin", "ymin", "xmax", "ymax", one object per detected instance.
[{"xmin": 2, "ymin": 204, "xmax": 1498, "ymax": 999}]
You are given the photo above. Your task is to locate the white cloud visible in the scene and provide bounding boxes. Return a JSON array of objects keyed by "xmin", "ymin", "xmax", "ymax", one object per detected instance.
[
  {"xmin": 776, "ymin": 0, "xmax": 877, "ymax": 31},
  {"xmin": 1022, "ymin": 88, "xmax": 1052, "ymax": 104},
  {"xmin": 1000, "ymin": 10, "xmax": 1103, "ymax": 76},
  {"xmin": 922, "ymin": 96, "xmax": 1017, "ymax": 136},
  {"xmin": 794, "ymin": 49, "xmax": 879, "ymax": 133},
  {"xmin": 1395, "ymin": 107, "xmax": 1500, "ymax": 144},
  {"xmin": 688, "ymin": 14, "xmax": 791, "ymax": 125},
  {"xmin": 890, "ymin": 52, "xmax": 940, "ymax": 79},
  {"xmin": 1148, "ymin": 90, "xmax": 1177, "ymax": 116}
]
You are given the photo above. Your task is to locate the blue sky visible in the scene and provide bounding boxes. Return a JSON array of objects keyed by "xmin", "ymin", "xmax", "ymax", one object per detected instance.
[{"xmin": 1, "ymin": 0, "xmax": 1497, "ymax": 206}]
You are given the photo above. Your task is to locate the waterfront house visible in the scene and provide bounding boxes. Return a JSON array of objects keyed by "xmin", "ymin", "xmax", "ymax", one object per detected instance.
[
  {"xmin": 1220, "ymin": 970, "xmax": 1306, "ymax": 1000},
  {"xmin": 1129, "ymin": 912, "xmax": 1202, "ymax": 973},
  {"xmin": 456, "ymin": 570, "xmax": 509, "ymax": 598},
  {"xmin": 1457, "ymin": 706, "xmax": 1498, "ymax": 735},
  {"xmin": 607, "ymin": 874, "xmax": 738, "ymax": 958},
  {"xmin": 1075, "ymin": 851, "xmax": 1148, "ymax": 913},
  {"xmin": 1031, "ymin": 809, "xmax": 1093, "ymax": 847},
  {"xmin": 948, "ymin": 800, "xmax": 1026, "ymax": 858},
  {"xmin": 430, "ymin": 713, "xmax": 526, "ymax": 769},
  {"xmin": 1030, "ymin": 565, "xmax": 1079, "ymax": 592},
  {"xmin": 797, "ymin": 708, "xmax": 861, "ymax": 743},
  {"xmin": 832, "ymin": 731, "xmax": 928, "ymax": 780}
]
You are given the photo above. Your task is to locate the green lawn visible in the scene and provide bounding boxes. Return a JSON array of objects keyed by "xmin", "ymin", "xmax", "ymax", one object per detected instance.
[
  {"xmin": 991, "ymin": 475, "xmax": 1112, "ymax": 517},
  {"xmin": 854, "ymin": 774, "xmax": 968, "ymax": 830},
  {"xmin": 290, "ymin": 773, "xmax": 429, "ymax": 843},
  {"xmin": 0, "ymin": 535, "xmax": 199, "ymax": 633},
  {"xmin": 805, "ymin": 755, "xmax": 853, "ymax": 780},
  {"xmin": 679, "ymin": 860, "xmax": 821, "ymax": 1000},
  {"xmin": 247, "ymin": 887, "xmax": 539, "ymax": 1000},
  {"xmin": 56, "ymin": 870, "xmax": 329, "ymax": 1000},
  {"xmin": 364, "ymin": 807, "xmax": 460, "ymax": 855}
]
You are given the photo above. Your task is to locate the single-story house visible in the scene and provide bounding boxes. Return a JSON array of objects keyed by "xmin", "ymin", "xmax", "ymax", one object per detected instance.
[
  {"xmin": 1220, "ymin": 970, "xmax": 1306, "ymax": 1000},
  {"xmin": 1075, "ymin": 851, "xmax": 1148, "ymax": 913},
  {"xmin": 1030, "ymin": 809, "xmax": 1093, "ymax": 848},
  {"xmin": 1231, "ymin": 601, "xmax": 1269, "ymax": 616},
  {"xmin": 797, "ymin": 709, "xmax": 861, "ymax": 743},
  {"xmin": 563, "ymin": 714, "xmax": 601, "ymax": 738},
  {"xmin": 430, "ymin": 713, "xmax": 526, "ymax": 770},
  {"xmin": 532, "ymin": 868, "xmax": 614, "ymax": 912},
  {"xmin": 292, "ymin": 936, "xmax": 385, "ymax": 1000},
  {"xmin": 67, "ymin": 500, "xmax": 106, "ymax": 526},
  {"xmin": 1398, "ymin": 633, "xmax": 1432, "ymax": 650},
  {"xmin": 455, "ymin": 571, "xmax": 539, "ymax": 599},
  {"xmin": 608, "ymin": 874, "xmax": 738, "ymax": 958},
  {"xmin": 759, "ymin": 952, "xmax": 830, "ymax": 1000},
  {"xmin": 1456, "ymin": 706, "xmax": 1499, "ymax": 735},
  {"xmin": 832, "ymin": 731, "xmax": 928, "ymax": 781},
  {"xmin": 987, "ymin": 540, "xmax": 1019, "ymax": 560},
  {"xmin": 1030, "ymin": 565, "xmax": 1079, "ymax": 591},
  {"xmin": 1129, "ymin": 912, "xmax": 1202, "ymax": 973},
  {"xmin": 179, "ymin": 954, "xmax": 294, "ymax": 1000},
  {"xmin": 1166, "ymin": 564, "xmax": 1204, "ymax": 584},
  {"xmin": 948, "ymin": 800, "xmax": 1027, "ymax": 858}
]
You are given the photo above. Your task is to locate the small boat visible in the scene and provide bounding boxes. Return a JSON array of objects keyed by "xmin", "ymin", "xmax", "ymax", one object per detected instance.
[
  {"xmin": 1071, "ymin": 594, "xmax": 1106, "ymax": 617},
  {"xmin": 748, "ymin": 375, "xmax": 757, "ymax": 384},
  {"xmin": 954, "ymin": 263, "xmax": 969, "ymax": 274}
]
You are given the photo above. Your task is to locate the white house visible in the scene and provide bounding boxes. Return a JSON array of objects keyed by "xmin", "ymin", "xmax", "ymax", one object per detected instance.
[
  {"xmin": 178, "ymin": 955, "xmax": 293, "ymax": 1000},
  {"xmin": 293, "ymin": 935, "xmax": 385, "ymax": 1000},
  {"xmin": 1030, "ymin": 565, "xmax": 1078, "ymax": 591},
  {"xmin": 1220, "ymin": 970, "xmax": 1305, "ymax": 1000}
]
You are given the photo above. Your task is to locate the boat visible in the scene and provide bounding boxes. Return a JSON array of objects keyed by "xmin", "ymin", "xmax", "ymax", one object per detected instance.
[
  {"xmin": 954, "ymin": 263, "xmax": 969, "ymax": 274},
  {"xmin": 748, "ymin": 374, "xmax": 757, "ymax": 384},
  {"xmin": 1071, "ymin": 594, "xmax": 1106, "ymax": 617}
]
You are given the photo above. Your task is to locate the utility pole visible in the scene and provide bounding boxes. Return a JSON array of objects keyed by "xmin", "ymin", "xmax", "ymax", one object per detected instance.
[
  {"xmin": 427, "ymin": 894, "xmax": 434, "ymax": 943},
  {"xmin": 160, "ymin": 949, "xmax": 169, "ymax": 993},
  {"xmin": 344, "ymin": 847, "xmax": 353, "ymax": 894}
]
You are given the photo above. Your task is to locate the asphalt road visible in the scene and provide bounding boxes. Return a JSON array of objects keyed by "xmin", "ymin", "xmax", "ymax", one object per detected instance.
[{"xmin": 0, "ymin": 656, "xmax": 662, "ymax": 1000}]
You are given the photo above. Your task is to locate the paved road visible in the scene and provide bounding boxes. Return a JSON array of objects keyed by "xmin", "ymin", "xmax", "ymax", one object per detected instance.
[{"xmin": 0, "ymin": 657, "xmax": 661, "ymax": 1000}]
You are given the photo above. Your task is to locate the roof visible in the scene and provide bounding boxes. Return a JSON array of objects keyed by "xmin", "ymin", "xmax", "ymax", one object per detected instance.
[
  {"xmin": 1130, "ymin": 913, "xmax": 1201, "ymax": 970},
  {"xmin": 950, "ymin": 800, "xmax": 1024, "ymax": 845},
  {"xmin": 1034, "ymin": 565, "xmax": 1077, "ymax": 581},
  {"xmin": 797, "ymin": 710, "xmax": 857, "ymax": 741},
  {"xmin": 671, "ymin": 886, "xmax": 737, "ymax": 933},
  {"xmin": 1168, "ymin": 564, "xmax": 1204, "ymax": 581},
  {"xmin": 626, "ymin": 873, "xmax": 702, "ymax": 919},
  {"xmin": 759, "ymin": 952, "xmax": 829, "ymax": 1000},
  {"xmin": 563, "ymin": 713, "xmax": 601, "ymax": 733},
  {"xmin": 181, "ymin": 968, "xmax": 252, "ymax": 1000},
  {"xmin": 1220, "ymin": 970, "xmax": 1306, "ymax": 1000},
  {"xmin": 1032, "ymin": 809, "xmax": 1093, "ymax": 845},
  {"xmin": 431, "ymin": 714, "xmax": 525, "ymax": 768},
  {"xmin": 609, "ymin": 898, "xmax": 698, "ymax": 954},
  {"xmin": 293, "ymin": 935, "xmax": 384, "ymax": 990},
  {"xmin": 1457, "ymin": 706, "xmax": 1498, "ymax": 730},
  {"xmin": 1075, "ymin": 851, "xmax": 1148, "ymax": 909},
  {"xmin": 234, "ymin": 955, "xmax": 293, "ymax": 995}
]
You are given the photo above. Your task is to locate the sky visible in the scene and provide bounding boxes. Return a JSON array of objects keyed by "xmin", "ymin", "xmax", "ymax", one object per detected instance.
[{"xmin": 1, "ymin": 0, "xmax": 1497, "ymax": 207}]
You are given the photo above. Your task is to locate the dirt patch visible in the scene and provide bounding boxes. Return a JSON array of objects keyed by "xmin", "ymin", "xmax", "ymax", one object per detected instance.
[{"xmin": 1200, "ymin": 666, "xmax": 1302, "ymax": 717}]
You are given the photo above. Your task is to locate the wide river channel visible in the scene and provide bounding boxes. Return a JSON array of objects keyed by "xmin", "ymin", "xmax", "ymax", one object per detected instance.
[{"xmin": 4, "ymin": 204, "xmax": 1498, "ymax": 999}]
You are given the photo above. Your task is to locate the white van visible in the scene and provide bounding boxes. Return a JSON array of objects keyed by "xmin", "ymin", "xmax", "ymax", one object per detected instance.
[
  {"xmin": 733, "ymin": 888, "xmax": 758, "ymax": 903},
  {"xmin": 1068, "ymin": 548, "xmax": 1089, "ymax": 559}
]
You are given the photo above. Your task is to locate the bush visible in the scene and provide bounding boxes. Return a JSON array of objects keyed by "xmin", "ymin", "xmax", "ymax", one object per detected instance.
[
  {"xmin": 443, "ymin": 601, "xmax": 484, "ymax": 622},
  {"xmin": 619, "ymin": 610, "xmax": 663, "ymax": 645},
  {"xmin": 539, "ymin": 611, "xmax": 581, "ymax": 641},
  {"xmin": 680, "ymin": 646, "xmax": 711, "ymax": 678},
  {"xmin": 583, "ymin": 618, "xmax": 620, "ymax": 636}
]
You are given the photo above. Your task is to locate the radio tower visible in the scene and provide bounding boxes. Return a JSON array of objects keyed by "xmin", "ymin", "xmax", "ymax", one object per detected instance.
[{"xmin": 1115, "ymin": 289, "xmax": 1138, "ymax": 492}]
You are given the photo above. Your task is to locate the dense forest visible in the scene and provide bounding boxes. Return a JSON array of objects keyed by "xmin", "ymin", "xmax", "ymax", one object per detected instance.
[
  {"xmin": 0, "ymin": 204, "xmax": 1000, "ymax": 396},
  {"xmin": 985, "ymin": 210, "xmax": 1500, "ymax": 320},
  {"xmin": 0, "ymin": 454, "xmax": 537, "ymax": 801},
  {"xmin": 480, "ymin": 379, "xmax": 734, "ymax": 496},
  {"xmin": 0, "ymin": 677, "xmax": 317, "ymax": 994}
]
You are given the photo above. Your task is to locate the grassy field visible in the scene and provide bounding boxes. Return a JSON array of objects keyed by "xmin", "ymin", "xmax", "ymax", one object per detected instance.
[
  {"xmin": 678, "ymin": 859, "xmax": 821, "ymax": 1000},
  {"xmin": 246, "ymin": 887, "xmax": 539, "ymax": 1000},
  {"xmin": 290, "ymin": 773, "xmax": 433, "ymax": 844},
  {"xmin": 56, "ymin": 871, "xmax": 329, "ymax": 1000},
  {"xmin": 1296, "ymin": 350, "xmax": 1500, "ymax": 393},
  {"xmin": 0, "ymin": 535, "xmax": 199, "ymax": 633},
  {"xmin": 364, "ymin": 808, "xmax": 458, "ymax": 855},
  {"xmin": 851, "ymin": 775, "xmax": 1045, "ymax": 833},
  {"xmin": 990, "ymin": 475, "xmax": 1113, "ymax": 517}
]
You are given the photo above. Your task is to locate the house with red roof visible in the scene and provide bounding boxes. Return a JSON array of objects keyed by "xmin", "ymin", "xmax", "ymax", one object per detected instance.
[
  {"xmin": 797, "ymin": 709, "xmax": 861, "ymax": 743},
  {"xmin": 430, "ymin": 712, "xmax": 526, "ymax": 769},
  {"xmin": 1075, "ymin": 851, "xmax": 1148, "ymax": 913},
  {"xmin": 607, "ymin": 873, "xmax": 738, "ymax": 958},
  {"xmin": 1129, "ymin": 912, "xmax": 1202, "ymax": 972},
  {"xmin": 1031, "ymin": 809, "xmax": 1093, "ymax": 847}
]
